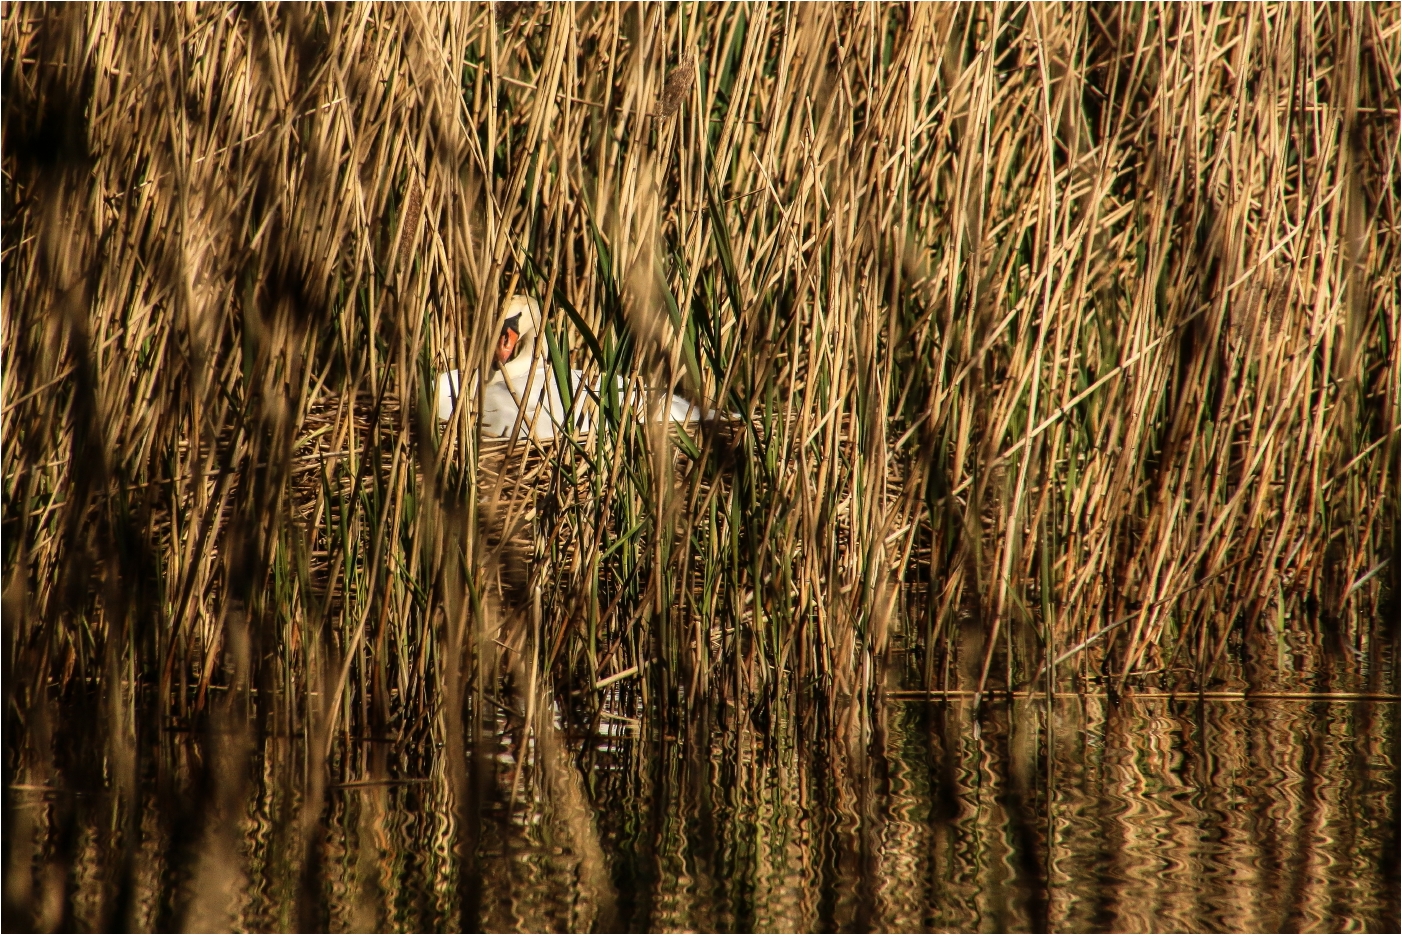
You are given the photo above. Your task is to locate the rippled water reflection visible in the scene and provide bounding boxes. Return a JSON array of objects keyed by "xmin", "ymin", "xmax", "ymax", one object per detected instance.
[{"xmin": 8, "ymin": 698, "xmax": 1397, "ymax": 933}]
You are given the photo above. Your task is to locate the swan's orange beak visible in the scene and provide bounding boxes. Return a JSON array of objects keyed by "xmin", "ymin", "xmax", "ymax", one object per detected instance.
[{"xmin": 496, "ymin": 328, "xmax": 519, "ymax": 364}]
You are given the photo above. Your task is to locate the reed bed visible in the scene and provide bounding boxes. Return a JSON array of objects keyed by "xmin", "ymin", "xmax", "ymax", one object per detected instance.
[{"xmin": 2, "ymin": 2, "xmax": 1398, "ymax": 928}]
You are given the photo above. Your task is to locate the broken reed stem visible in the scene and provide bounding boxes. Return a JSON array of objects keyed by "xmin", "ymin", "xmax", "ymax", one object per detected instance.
[{"xmin": 885, "ymin": 690, "xmax": 1402, "ymax": 703}]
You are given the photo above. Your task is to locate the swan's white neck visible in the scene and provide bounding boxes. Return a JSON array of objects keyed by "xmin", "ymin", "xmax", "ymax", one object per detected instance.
[{"xmin": 500, "ymin": 343, "xmax": 542, "ymax": 381}]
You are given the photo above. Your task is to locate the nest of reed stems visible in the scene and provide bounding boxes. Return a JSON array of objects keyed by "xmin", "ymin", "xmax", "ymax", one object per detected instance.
[{"xmin": 3, "ymin": 0, "xmax": 1398, "ymax": 812}]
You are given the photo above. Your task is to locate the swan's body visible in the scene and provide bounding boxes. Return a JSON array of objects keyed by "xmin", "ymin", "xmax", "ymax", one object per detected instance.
[
  {"xmin": 436, "ymin": 295, "xmax": 730, "ymax": 438},
  {"xmin": 435, "ymin": 357, "xmax": 723, "ymax": 439},
  {"xmin": 435, "ymin": 357, "xmax": 580, "ymax": 439}
]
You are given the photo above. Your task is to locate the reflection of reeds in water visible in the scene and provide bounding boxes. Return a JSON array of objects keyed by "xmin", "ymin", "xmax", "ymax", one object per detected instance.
[
  {"xmin": 10, "ymin": 697, "xmax": 1392, "ymax": 931},
  {"xmin": 2, "ymin": 2, "xmax": 1399, "ymax": 929}
]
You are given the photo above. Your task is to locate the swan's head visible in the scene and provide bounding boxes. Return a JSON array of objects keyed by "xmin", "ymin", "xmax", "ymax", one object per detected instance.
[{"xmin": 496, "ymin": 294, "xmax": 542, "ymax": 364}]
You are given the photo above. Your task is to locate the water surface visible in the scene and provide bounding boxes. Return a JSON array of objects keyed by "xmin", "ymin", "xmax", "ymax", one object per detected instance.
[{"xmin": 7, "ymin": 697, "xmax": 1397, "ymax": 933}]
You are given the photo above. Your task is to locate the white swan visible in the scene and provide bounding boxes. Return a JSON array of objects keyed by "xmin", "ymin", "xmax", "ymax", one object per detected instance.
[{"xmin": 436, "ymin": 296, "xmax": 727, "ymax": 439}]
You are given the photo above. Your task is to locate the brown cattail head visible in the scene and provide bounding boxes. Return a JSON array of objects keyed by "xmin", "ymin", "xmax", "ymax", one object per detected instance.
[
  {"xmin": 657, "ymin": 55, "xmax": 695, "ymax": 118},
  {"xmin": 396, "ymin": 182, "xmax": 423, "ymax": 274},
  {"xmin": 1229, "ymin": 269, "xmax": 1291, "ymax": 346},
  {"xmin": 496, "ymin": 1, "xmax": 536, "ymax": 28}
]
